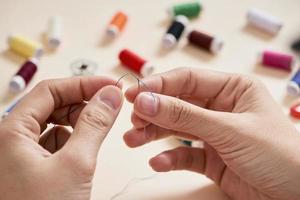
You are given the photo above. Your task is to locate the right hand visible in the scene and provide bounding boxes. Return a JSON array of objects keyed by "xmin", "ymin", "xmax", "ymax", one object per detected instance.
[{"xmin": 123, "ymin": 68, "xmax": 300, "ymax": 200}]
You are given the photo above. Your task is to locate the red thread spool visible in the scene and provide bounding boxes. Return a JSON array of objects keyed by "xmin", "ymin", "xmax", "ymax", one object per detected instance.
[
  {"xmin": 10, "ymin": 58, "xmax": 38, "ymax": 92},
  {"xmin": 258, "ymin": 50, "xmax": 295, "ymax": 71},
  {"xmin": 290, "ymin": 103, "xmax": 300, "ymax": 119},
  {"xmin": 119, "ymin": 49, "xmax": 154, "ymax": 77},
  {"xmin": 188, "ymin": 30, "xmax": 223, "ymax": 54}
]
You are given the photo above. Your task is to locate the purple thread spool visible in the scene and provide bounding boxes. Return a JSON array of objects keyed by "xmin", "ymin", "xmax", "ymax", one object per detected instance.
[{"xmin": 10, "ymin": 58, "xmax": 38, "ymax": 92}]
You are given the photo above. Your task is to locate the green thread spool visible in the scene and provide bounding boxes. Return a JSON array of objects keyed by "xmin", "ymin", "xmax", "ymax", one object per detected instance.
[{"xmin": 168, "ymin": 1, "xmax": 202, "ymax": 18}]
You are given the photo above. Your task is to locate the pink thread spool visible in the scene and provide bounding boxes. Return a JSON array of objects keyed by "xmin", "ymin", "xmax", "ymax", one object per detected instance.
[
  {"xmin": 258, "ymin": 50, "xmax": 295, "ymax": 71},
  {"xmin": 10, "ymin": 58, "xmax": 38, "ymax": 92}
]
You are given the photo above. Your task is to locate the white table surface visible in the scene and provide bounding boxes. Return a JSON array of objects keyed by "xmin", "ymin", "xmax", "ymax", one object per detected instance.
[{"xmin": 0, "ymin": 0, "xmax": 300, "ymax": 199}]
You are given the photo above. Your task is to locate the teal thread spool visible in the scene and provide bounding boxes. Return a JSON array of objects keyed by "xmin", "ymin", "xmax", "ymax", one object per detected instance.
[{"xmin": 168, "ymin": 1, "xmax": 202, "ymax": 18}]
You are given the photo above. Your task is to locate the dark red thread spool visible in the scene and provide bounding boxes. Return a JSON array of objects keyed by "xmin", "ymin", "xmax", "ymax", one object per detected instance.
[
  {"xmin": 188, "ymin": 30, "xmax": 223, "ymax": 54},
  {"xmin": 10, "ymin": 58, "xmax": 38, "ymax": 92},
  {"xmin": 119, "ymin": 49, "xmax": 154, "ymax": 77}
]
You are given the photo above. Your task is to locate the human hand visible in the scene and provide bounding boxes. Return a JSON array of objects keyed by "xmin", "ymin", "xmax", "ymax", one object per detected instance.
[
  {"xmin": 123, "ymin": 68, "xmax": 300, "ymax": 200},
  {"xmin": 0, "ymin": 76, "xmax": 123, "ymax": 200}
]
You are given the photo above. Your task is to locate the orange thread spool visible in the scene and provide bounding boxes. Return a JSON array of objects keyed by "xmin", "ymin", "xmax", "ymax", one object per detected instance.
[{"xmin": 106, "ymin": 11, "xmax": 128, "ymax": 37}]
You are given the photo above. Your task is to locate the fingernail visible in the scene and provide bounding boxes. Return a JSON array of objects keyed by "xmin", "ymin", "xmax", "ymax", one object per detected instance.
[
  {"xmin": 136, "ymin": 92, "xmax": 157, "ymax": 116},
  {"xmin": 99, "ymin": 86, "xmax": 122, "ymax": 110}
]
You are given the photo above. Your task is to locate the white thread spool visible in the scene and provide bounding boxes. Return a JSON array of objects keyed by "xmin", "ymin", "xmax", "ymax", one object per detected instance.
[
  {"xmin": 47, "ymin": 16, "xmax": 62, "ymax": 49},
  {"xmin": 246, "ymin": 8, "xmax": 283, "ymax": 35}
]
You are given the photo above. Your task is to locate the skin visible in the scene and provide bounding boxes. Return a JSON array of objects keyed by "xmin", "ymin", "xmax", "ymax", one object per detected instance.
[
  {"xmin": 1, "ymin": 68, "xmax": 300, "ymax": 200},
  {"xmin": 0, "ymin": 76, "xmax": 123, "ymax": 200},
  {"xmin": 123, "ymin": 67, "xmax": 300, "ymax": 200}
]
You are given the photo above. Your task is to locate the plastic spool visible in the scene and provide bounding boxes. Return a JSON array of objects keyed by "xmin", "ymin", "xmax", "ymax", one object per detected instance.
[
  {"xmin": 247, "ymin": 8, "xmax": 283, "ymax": 35},
  {"xmin": 1, "ymin": 99, "xmax": 21, "ymax": 119},
  {"xmin": 187, "ymin": 30, "xmax": 223, "ymax": 54},
  {"xmin": 162, "ymin": 15, "xmax": 189, "ymax": 49},
  {"xmin": 168, "ymin": 1, "xmax": 202, "ymax": 18},
  {"xmin": 290, "ymin": 103, "xmax": 300, "ymax": 119},
  {"xmin": 47, "ymin": 16, "xmax": 62, "ymax": 49},
  {"xmin": 106, "ymin": 11, "xmax": 128, "ymax": 38},
  {"xmin": 7, "ymin": 34, "xmax": 43, "ymax": 58},
  {"xmin": 9, "ymin": 58, "xmax": 38, "ymax": 93},
  {"xmin": 257, "ymin": 50, "xmax": 295, "ymax": 72},
  {"xmin": 292, "ymin": 39, "xmax": 300, "ymax": 52},
  {"xmin": 287, "ymin": 68, "xmax": 300, "ymax": 96},
  {"xmin": 119, "ymin": 49, "xmax": 154, "ymax": 77}
]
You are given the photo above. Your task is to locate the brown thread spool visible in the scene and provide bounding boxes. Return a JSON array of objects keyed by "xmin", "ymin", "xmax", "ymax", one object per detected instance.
[{"xmin": 187, "ymin": 30, "xmax": 223, "ymax": 54}]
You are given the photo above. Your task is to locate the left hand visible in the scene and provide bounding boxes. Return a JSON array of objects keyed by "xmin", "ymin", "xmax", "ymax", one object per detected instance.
[{"xmin": 0, "ymin": 76, "xmax": 123, "ymax": 200}]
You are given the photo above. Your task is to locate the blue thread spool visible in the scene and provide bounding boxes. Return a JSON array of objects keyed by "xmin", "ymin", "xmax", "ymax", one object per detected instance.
[
  {"xmin": 287, "ymin": 68, "xmax": 300, "ymax": 96},
  {"xmin": 1, "ymin": 100, "xmax": 20, "ymax": 119}
]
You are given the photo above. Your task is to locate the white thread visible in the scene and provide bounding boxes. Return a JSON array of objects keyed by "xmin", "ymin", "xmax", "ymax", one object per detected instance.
[{"xmin": 110, "ymin": 174, "xmax": 158, "ymax": 200}]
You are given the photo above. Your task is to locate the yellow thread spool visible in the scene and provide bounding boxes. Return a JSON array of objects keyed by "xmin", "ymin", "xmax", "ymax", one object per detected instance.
[{"xmin": 7, "ymin": 35, "xmax": 43, "ymax": 58}]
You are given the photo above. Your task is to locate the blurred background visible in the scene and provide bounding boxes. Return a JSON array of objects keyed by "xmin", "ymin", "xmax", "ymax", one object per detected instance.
[{"xmin": 0, "ymin": 0, "xmax": 299, "ymax": 199}]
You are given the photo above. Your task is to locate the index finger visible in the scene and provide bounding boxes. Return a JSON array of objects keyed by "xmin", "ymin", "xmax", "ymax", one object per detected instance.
[
  {"xmin": 125, "ymin": 67, "xmax": 230, "ymax": 103},
  {"xmin": 6, "ymin": 76, "xmax": 119, "ymax": 141}
]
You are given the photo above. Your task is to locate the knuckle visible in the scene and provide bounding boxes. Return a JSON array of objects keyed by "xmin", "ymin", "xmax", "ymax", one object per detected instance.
[
  {"xmin": 18, "ymin": 116, "xmax": 40, "ymax": 135},
  {"xmin": 35, "ymin": 79, "xmax": 59, "ymax": 94},
  {"xmin": 168, "ymin": 100, "xmax": 192, "ymax": 129},
  {"xmin": 34, "ymin": 79, "xmax": 65, "ymax": 108},
  {"xmin": 144, "ymin": 124, "xmax": 157, "ymax": 141},
  {"xmin": 80, "ymin": 160, "xmax": 97, "ymax": 177},
  {"xmin": 233, "ymin": 74, "xmax": 257, "ymax": 90},
  {"xmin": 1, "ymin": 117, "xmax": 39, "ymax": 141},
  {"xmin": 35, "ymin": 79, "xmax": 51, "ymax": 90},
  {"xmin": 176, "ymin": 147, "xmax": 194, "ymax": 169},
  {"xmin": 80, "ymin": 108, "xmax": 111, "ymax": 131},
  {"xmin": 227, "ymin": 74, "xmax": 260, "ymax": 102},
  {"xmin": 61, "ymin": 151, "xmax": 96, "ymax": 178},
  {"xmin": 0, "ymin": 123, "xmax": 32, "ymax": 149}
]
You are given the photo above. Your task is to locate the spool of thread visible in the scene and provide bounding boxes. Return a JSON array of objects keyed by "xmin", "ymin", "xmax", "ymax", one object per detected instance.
[
  {"xmin": 191, "ymin": 140, "xmax": 203, "ymax": 148},
  {"xmin": 291, "ymin": 39, "xmax": 300, "ymax": 52},
  {"xmin": 47, "ymin": 16, "xmax": 62, "ymax": 49},
  {"xmin": 168, "ymin": 1, "xmax": 202, "ymax": 18},
  {"xmin": 290, "ymin": 103, "xmax": 300, "ymax": 119},
  {"xmin": 7, "ymin": 35, "xmax": 43, "ymax": 58},
  {"xmin": 187, "ymin": 30, "xmax": 223, "ymax": 54},
  {"xmin": 181, "ymin": 140, "xmax": 192, "ymax": 146},
  {"xmin": 246, "ymin": 8, "xmax": 283, "ymax": 35},
  {"xmin": 106, "ymin": 11, "xmax": 128, "ymax": 37},
  {"xmin": 10, "ymin": 58, "xmax": 38, "ymax": 92},
  {"xmin": 287, "ymin": 68, "xmax": 300, "ymax": 96},
  {"xmin": 119, "ymin": 49, "xmax": 154, "ymax": 77},
  {"xmin": 1, "ymin": 99, "xmax": 20, "ymax": 119},
  {"xmin": 258, "ymin": 50, "xmax": 295, "ymax": 72},
  {"xmin": 162, "ymin": 15, "xmax": 189, "ymax": 49}
]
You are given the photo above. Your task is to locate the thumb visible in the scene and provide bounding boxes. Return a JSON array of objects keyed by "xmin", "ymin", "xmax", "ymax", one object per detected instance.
[
  {"xmin": 133, "ymin": 92, "xmax": 235, "ymax": 144},
  {"xmin": 62, "ymin": 85, "xmax": 123, "ymax": 166}
]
